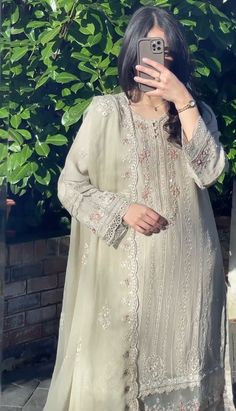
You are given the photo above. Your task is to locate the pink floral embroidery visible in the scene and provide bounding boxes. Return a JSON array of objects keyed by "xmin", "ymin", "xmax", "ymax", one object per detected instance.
[
  {"xmin": 90, "ymin": 211, "xmax": 102, "ymax": 222},
  {"xmin": 168, "ymin": 147, "xmax": 179, "ymax": 160},
  {"xmin": 139, "ymin": 149, "xmax": 151, "ymax": 164},
  {"xmin": 142, "ymin": 187, "xmax": 152, "ymax": 201}
]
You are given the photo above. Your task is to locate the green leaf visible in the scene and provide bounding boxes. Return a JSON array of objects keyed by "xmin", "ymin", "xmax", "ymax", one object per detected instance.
[
  {"xmin": 55, "ymin": 100, "xmax": 65, "ymax": 110},
  {"xmin": 71, "ymin": 51, "xmax": 91, "ymax": 62},
  {"xmin": 0, "ymin": 163, "xmax": 7, "ymax": 179},
  {"xmin": 98, "ymin": 56, "xmax": 110, "ymax": 69},
  {"xmin": 62, "ymin": 88, "xmax": 71, "ymax": 96},
  {"xmin": 35, "ymin": 10, "xmax": 45, "ymax": 18},
  {"xmin": 80, "ymin": 23, "xmax": 95, "ymax": 35},
  {"xmin": 0, "ymin": 129, "xmax": 9, "ymax": 140},
  {"xmin": 88, "ymin": 32, "xmax": 102, "ymax": 46},
  {"xmin": 35, "ymin": 74, "xmax": 50, "ymax": 89},
  {"xmin": 45, "ymin": 0, "xmax": 57, "ymax": 12},
  {"xmin": 8, "ymin": 163, "xmax": 32, "ymax": 184},
  {"xmin": 11, "ymin": 6, "xmax": 20, "ymax": 25},
  {"xmin": 46, "ymin": 134, "xmax": 68, "ymax": 145},
  {"xmin": 35, "ymin": 141, "xmax": 50, "ymax": 156},
  {"xmin": 110, "ymin": 40, "xmax": 121, "ymax": 57},
  {"xmin": 209, "ymin": 56, "xmax": 221, "ymax": 73},
  {"xmin": 227, "ymin": 148, "xmax": 236, "ymax": 159},
  {"xmin": 0, "ymin": 108, "xmax": 8, "ymax": 118},
  {"xmin": 27, "ymin": 21, "xmax": 50, "ymax": 29},
  {"xmin": 8, "ymin": 146, "xmax": 33, "ymax": 170},
  {"xmin": 9, "ymin": 142, "xmax": 21, "ymax": 153},
  {"xmin": 62, "ymin": 100, "xmax": 91, "ymax": 127},
  {"xmin": 20, "ymin": 109, "xmax": 30, "ymax": 119},
  {"xmin": 71, "ymin": 83, "xmax": 84, "ymax": 93},
  {"xmin": 209, "ymin": 4, "xmax": 228, "ymax": 19},
  {"xmin": 10, "ymin": 114, "xmax": 22, "ymax": 129},
  {"xmin": 9, "ymin": 129, "xmax": 24, "ymax": 144},
  {"xmin": 105, "ymin": 36, "xmax": 113, "ymax": 54},
  {"xmin": 0, "ymin": 143, "xmax": 7, "ymax": 161},
  {"xmin": 34, "ymin": 170, "xmax": 51, "ymax": 185},
  {"xmin": 10, "ymin": 47, "xmax": 28, "ymax": 63},
  {"xmin": 56, "ymin": 72, "xmax": 79, "ymax": 83},
  {"xmin": 39, "ymin": 26, "xmax": 61, "ymax": 45},
  {"xmin": 219, "ymin": 21, "xmax": 231, "ymax": 34},
  {"xmin": 196, "ymin": 66, "xmax": 210, "ymax": 76},
  {"xmin": 189, "ymin": 44, "xmax": 198, "ymax": 53},
  {"xmin": 78, "ymin": 62, "xmax": 97, "ymax": 75},
  {"xmin": 17, "ymin": 129, "xmax": 32, "ymax": 140},
  {"xmin": 105, "ymin": 67, "xmax": 118, "ymax": 76},
  {"xmin": 180, "ymin": 19, "xmax": 197, "ymax": 27},
  {"xmin": 11, "ymin": 64, "xmax": 23, "ymax": 75}
]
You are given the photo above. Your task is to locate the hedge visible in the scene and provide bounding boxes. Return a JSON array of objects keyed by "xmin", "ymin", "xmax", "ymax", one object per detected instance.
[{"xmin": 0, "ymin": 0, "xmax": 235, "ymax": 235}]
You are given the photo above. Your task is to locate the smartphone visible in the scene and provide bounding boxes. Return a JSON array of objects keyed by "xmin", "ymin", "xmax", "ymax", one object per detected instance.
[{"xmin": 137, "ymin": 37, "xmax": 165, "ymax": 93}]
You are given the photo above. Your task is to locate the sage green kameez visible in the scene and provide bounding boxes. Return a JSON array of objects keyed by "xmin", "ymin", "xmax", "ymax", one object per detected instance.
[{"xmin": 43, "ymin": 93, "xmax": 229, "ymax": 411}]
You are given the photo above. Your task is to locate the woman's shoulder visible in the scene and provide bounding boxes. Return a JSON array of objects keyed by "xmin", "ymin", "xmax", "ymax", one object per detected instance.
[{"xmin": 91, "ymin": 92, "xmax": 127, "ymax": 117}]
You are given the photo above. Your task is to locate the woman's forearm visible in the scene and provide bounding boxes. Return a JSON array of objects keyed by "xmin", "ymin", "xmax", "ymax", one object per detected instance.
[{"xmin": 174, "ymin": 92, "xmax": 200, "ymax": 142}]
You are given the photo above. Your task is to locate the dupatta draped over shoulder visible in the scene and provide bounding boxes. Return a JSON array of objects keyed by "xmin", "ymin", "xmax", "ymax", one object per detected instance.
[{"xmin": 43, "ymin": 93, "xmax": 229, "ymax": 411}]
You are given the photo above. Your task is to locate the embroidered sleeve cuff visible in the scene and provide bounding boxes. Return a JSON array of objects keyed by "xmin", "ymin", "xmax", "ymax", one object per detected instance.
[
  {"xmin": 181, "ymin": 116, "xmax": 227, "ymax": 188},
  {"xmin": 182, "ymin": 116, "xmax": 213, "ymax": 160},
  {"xmin": 182, "ymin": 116, "xmax": 221, "ymax": 168},
  {"xmin": 101, "ymin": 198, "xmax": 131, "ymax": 248}
]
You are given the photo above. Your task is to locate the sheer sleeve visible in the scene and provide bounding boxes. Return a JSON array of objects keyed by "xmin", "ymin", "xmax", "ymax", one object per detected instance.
[
  {"xmin": 58, "ymin": 96, "xmax": 131, "ymax": 248},
  {"xmin": 181, "ymin": 102, "xmax": 228, "ymax": 189}
]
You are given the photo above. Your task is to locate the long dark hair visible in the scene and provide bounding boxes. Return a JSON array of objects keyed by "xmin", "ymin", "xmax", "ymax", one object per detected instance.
[{"xmin": 118, "ymin": 6, "xmax": 202, "ymax": 146}]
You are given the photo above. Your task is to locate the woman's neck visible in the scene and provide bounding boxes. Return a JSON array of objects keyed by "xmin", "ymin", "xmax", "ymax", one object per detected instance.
[{"xmin": 140, "ymin": 93, "xmax": 166, "ymax": 108}]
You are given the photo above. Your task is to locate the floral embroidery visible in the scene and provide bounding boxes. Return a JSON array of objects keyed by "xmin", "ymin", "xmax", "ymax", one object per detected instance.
[
  {"xmin": 168, "ymin": 147, "xmax": 179, "ymax": 160},
  {"xmin": 144, "ymin": 398, "xmax": 201, "ymax": 411},
  {"xmin": 94, "ymin": 95, "xmax": 114, "ymax": 116},
  {"xmin": 103, "ymin": 199, "xmax": 130, "ymax": 247},
  {"xmin": 144, "ymin": 355, "xmax": 165, "ymax": 384},
  {"xmin": 191, "ymin": 137, "xmax": 216, "ymax": 170},
  {"xmin": 139, "ymin": 148, "xmax": 151, "ymax": 164},
  {"xmin": 89, "ymin": 211, "xmax": 103, "ymax": 223},
  {"xmin": 166, "ymin": 144, "xmax": 180, "ymax": 225},
  {"xmin": 97, "ymin": 304, "xmax": 111, "ymax": 330},
  {"xmin": 117, "ymin": 94, "xmax": 140, "ymax": 411},
  {"xmin": 182, "ymin": 116, "xmax": 223, "ymax": 185}
]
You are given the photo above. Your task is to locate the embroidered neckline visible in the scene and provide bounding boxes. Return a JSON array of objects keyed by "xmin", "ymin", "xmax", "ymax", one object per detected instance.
[{"xmin": 130, "ymin": 107, "xmax": 169, "ymax": 123}]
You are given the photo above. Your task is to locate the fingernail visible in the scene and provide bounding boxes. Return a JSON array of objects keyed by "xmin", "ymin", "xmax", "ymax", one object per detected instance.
[{"xmin": 142, "ymin": 57, "xmax": 147, "ymax": 62}]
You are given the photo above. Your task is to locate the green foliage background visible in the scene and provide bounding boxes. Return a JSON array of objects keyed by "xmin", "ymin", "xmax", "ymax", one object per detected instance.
[{"xmin": 0, "ymin": 0, "xmax": 236, "ymax": 235}]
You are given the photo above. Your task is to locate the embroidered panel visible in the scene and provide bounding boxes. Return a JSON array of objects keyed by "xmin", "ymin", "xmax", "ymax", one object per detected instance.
[
  {"xmin": 97, "ymin": 303, "xmax": 111, "ymax": 330},
  {"xmin": 116, "ymin": 93, "xmax": 140, "ymax": 411}
]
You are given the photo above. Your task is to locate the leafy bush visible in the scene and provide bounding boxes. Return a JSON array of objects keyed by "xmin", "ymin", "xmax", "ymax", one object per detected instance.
[{"xmin": 1, "ymin": 0, "xmax": 235, "ymax": 236}]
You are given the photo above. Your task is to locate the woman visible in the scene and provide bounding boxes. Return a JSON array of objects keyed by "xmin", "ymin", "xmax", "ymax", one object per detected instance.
[{"xmin": 43, "ymin": 6, "xmax": 229, "ymax": 411}]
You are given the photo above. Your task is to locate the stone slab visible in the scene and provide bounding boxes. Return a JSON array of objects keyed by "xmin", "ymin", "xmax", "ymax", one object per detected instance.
[
  {"xmin": 22, "ymin": 387, "xmax": 49, "ymax": 411},
  {"xmin": 1, "ymin": 379, "xmax": 39, "ymax": 407}
]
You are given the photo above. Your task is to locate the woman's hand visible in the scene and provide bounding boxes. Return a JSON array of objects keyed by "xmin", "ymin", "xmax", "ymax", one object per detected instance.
[
  {"xmin": 134, "ymin": 58, "xmax": 192, "ymax": 108},
  {"xmin": 123, "ymin": 203, "xmax": 168, "ymax": 236}
]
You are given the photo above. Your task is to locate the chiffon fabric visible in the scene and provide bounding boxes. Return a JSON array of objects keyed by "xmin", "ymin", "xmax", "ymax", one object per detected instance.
[{"xmin": 43, "ymin": 92, "xmax": 230, "ymax": 411}]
